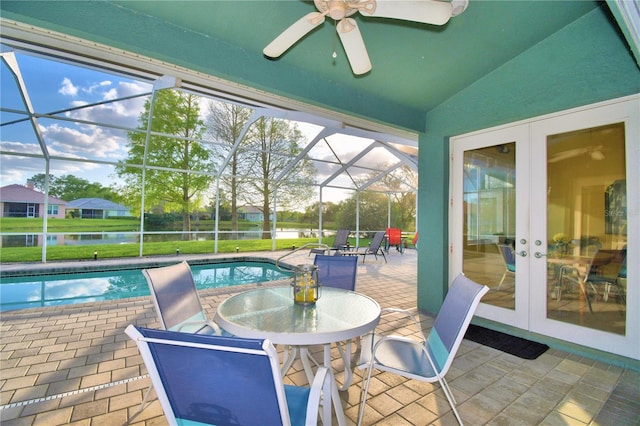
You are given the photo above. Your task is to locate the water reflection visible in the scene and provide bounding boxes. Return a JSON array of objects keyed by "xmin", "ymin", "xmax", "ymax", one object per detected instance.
[
  {"xmin": 1, "ymin": 229, "xmax": 320, "ymax": 248},
  {"xmin": 0, "ymin": 262, "xmax": 292, "ymax": 311}
]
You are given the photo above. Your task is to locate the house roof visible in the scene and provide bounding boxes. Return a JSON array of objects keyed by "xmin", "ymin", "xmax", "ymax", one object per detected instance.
[
  {"xmin": 66, "ymin": 198, "xmax": 129, "ymax": 211},
  {"xmin": 238, "ymin": 206, "xmax": 263, "ymax": 214},
  {"xmin": 0, "ymin": 184, "xmax": 67, "ymax": 205}
]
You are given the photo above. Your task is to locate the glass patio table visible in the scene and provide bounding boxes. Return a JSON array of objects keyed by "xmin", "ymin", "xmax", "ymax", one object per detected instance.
[{"xmin": 216, "ymin": 286, "xmax": 381, "ymax": 426}]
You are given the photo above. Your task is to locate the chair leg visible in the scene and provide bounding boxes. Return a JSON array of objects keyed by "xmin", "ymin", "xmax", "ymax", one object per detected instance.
[
  {"xmin": 132, "ymin": 382, "xmax": 154, "ymax": 416},
  {"xmin": 497, "ymin": 271, "xmax": 507, "ymax": 290},
  {"xmin": 438, "ymin": 376, "xmax": 464, "ymax": 425},
  {"xmin": 357, "ymin": 363, "xmax": 375, "ymax": 426},
  {"xmin": 578, "ymin": 281, "xmax": 594, "ymax": 313}
]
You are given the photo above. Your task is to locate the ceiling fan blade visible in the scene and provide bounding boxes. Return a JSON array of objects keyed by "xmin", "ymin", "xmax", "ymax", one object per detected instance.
[
  {"xmin": 361, "ymin": 0, "xmax": 453, "ymax": 26},
  {"xmin": 264, "ymin": 12, "xmax": 326, "ymax": 58},
  {"xmin": 337, "ymin": 18, "xmax": 372, "ymax": 75}
]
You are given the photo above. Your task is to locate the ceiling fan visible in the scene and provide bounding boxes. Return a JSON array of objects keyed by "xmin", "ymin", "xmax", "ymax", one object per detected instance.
[
  {"xmin": 548, "ymin": 145, "xmax": 606, "ymax": 163},
  {"xmin": 264, "ymin": 0, "xmax": 469, "ymax": 75}
]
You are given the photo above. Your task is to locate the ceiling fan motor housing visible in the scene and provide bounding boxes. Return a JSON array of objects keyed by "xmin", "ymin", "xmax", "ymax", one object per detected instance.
[{"xmin": 315, "ymin": 0, "xmax": 359, "ymax": 21}]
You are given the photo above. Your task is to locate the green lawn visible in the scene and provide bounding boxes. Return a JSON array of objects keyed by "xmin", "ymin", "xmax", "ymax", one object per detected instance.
[
  {"xmin": 0, "ymin": 218, "xmax": 356, "ymax": 263},
  {"xmin": 0, "ymin": 238, "xmax": 320, "ymax": 262}
]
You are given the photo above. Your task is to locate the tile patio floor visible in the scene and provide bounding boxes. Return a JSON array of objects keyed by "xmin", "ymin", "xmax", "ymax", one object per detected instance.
[{"xmin": 1, "ymin": 249, "xmax": 638, "ymax": 425}]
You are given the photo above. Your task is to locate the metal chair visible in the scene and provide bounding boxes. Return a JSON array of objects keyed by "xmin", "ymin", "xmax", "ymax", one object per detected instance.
[
  {"xmin": 384, "ymin": 227, "xmax": 404, "ymax": 253},
  {"xmin": 309, "ymin": 229, "xmax": 350, "ymax": 255},
  {"xmin": 140, "ymin": 261, "xmax": 225, "ymax": 411},
  {"xmin": 496, "ymin": 243, "xmax": 516, "ymax": 290},
  {"xmin": 357, "ymin": 274, "xmax": 488, "ymax": 425},
  {"xmin": 354, "ymin": 231, "xmax": 387, "ymax": 263},
  {"xmin": 314, "ymin": 254, "xmax": 358, "ymax": 291},
  {"xmin": 126, "ymin": 325, "xmax": 330, "ymax": 426},
  {"xmin": 142, "ymin": 261, "xmax": 221, "ymax": 334},
  {"xmin": 560, "ymin": 248, "xmax": 627, "ymax": 313}
]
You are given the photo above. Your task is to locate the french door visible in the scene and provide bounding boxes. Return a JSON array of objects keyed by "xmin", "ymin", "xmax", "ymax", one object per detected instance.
[{"xmin": 450, "ymin": 95, "xmax": 638, "ymax": 358}]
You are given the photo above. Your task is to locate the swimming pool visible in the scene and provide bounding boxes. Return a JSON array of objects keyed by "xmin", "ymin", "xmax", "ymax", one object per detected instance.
[{"xmin": 0, "ymin": 260, "xmax": 293, "ymax": 312}]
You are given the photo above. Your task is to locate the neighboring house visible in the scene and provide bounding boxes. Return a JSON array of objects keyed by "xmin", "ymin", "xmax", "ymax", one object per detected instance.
[
  {"xmin": 0, "ymin": 184, "xmax": 67, "ymax": 219},
  {"xmin": 238, "ymin": 206, "xmax": 264, "ymax": 222},
  {"xmin": 238, "ymin": 206, "xmax": 275, "ymax": 222},
  {"xmin": 66, "ymin": 198, "xmax": 132, "ymax": 219}
]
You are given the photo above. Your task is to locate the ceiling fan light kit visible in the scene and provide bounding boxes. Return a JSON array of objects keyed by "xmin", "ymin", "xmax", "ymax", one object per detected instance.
[{"xmin": 264, "ymin": 0, "xmax": 470, "ymax": 75}]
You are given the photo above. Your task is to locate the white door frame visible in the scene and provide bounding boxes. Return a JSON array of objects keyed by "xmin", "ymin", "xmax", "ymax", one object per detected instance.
[
  {"xmin": 528, "ymin": 96, "xmax": 639, "ymax": 359},
  {"xmin": 450, "ymin": 123, "xmax": 530, "ymax": 330},
  {"xmin": 449, "ymin": 94, "xmax": 639, "ymax": 359}
]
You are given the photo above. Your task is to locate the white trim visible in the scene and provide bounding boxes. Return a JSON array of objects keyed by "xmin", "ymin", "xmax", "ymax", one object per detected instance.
[{"xmin": 449, "ymin": 94, "xmax": 639, "ymax": 360}]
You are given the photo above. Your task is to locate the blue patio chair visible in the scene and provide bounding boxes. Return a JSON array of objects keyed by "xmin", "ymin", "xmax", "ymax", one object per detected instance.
[
  {"xmin": 613, "ymin": 245, "xmax": 627, "ymax": 303},
  {"xmin": 560, "ymin": 248, "xmax": 626, "ymax": 313},
  {"xmin": 126, "ymin": 325, "xmax": 330, "ymax": 426},
  {"xmin": 141, "ymin": 261, "xmax": 225, "ymax": 411},
  {"xmin": 356, "ymin": 274, "xmax": 489, "ymax": 425},
  {"xmin": 313, "ymin": 254, "xmax": 359, "ymax": 389},
  {"xmin": 496, "ymin": 243, "xmax": 516, "ymax": 290},
  {"xmin": 142, "ymin": 261, "xmax": 221, "ymax": 335},
  {"xmin": 314, "ymin": 254, "xmax": 358, "ymax": 291}
]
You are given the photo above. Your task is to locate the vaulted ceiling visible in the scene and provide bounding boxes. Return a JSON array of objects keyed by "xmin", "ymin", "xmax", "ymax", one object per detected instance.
[{"xmin": 0, "ymin": 0, "xmax": 611, "ymax": 135}]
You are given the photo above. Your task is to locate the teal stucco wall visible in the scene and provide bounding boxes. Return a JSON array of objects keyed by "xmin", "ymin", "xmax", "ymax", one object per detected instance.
[{"xmin": 417, "ymin": 6, "xmax": 640, "ymax": 313}]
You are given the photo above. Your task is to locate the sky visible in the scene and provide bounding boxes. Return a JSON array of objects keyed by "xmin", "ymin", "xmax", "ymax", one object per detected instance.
[{"xmin": 1, "ymin": 49, "xmax": 407, "ymax": 206}]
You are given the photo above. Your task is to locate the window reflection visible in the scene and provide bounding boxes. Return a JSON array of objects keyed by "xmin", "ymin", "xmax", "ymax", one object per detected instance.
[
  {"xmin": 546, "ymin": 123, "xmax": 626, "ymax": 335},
  {"xmin": 462, "ymin": 142, "xmax": 516, "ymax": 310}
]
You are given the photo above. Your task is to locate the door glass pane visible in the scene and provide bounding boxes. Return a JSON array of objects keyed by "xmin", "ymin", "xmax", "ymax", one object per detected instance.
[
  {"xmin": 463, "ymin": 142, "xmax": 516, "ymax": 309},
  {"xmin": 546, "ymin": 123, "xmax": 626, "ymax": 335}
]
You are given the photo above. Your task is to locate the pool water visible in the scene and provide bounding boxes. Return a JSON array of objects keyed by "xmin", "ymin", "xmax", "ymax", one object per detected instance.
[{"xmin": 0, "ymin": 261, "xmax": 293, "ymax": 312}]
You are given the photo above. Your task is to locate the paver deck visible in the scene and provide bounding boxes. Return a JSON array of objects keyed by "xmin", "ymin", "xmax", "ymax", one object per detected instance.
[{"xmin": 1, "ymin": 249, "xmax": 638, "ymax": 425}]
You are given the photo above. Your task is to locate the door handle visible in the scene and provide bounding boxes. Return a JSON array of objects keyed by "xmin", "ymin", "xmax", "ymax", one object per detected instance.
[
  {"xmin": 534, "ymin": 252, "xmax": 547, "ymax": 258},
  {"xmin": 517, "ymin": 250, "xmax": 527, "ymax": 257}
]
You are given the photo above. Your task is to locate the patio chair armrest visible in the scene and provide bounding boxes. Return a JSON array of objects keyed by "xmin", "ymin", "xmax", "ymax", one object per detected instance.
[
  {"xmin": 176, "ymin": 320, "xmax": 222, "ymax": 335},
  {"xmin": 558, "ymin": 264, "xmax": 583, "ymax": 284},
  {"xmin": 306, "ymin": 366, "xmax": 330, "ymax": 425}
]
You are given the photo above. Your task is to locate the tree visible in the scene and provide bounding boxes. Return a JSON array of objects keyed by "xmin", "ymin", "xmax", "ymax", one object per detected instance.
[
  {"xmin": 116, "ymin": 89, "xmax": 214, "ymax": 234},
  {"xmin": 27, "ymin": 173, "xmax": 120, "ymax": 202},
  {"xmin": 205, "ymin": 101, "xmax": 253, "ymax": 236},
  {"xmin": 378, "ymin": 165, "xmax": 417, "ymax": 230},
  {"xmin": 27, "ymin": 173, "xmax": 56, "ymax": 193},
  {"xmin": 301, "ymin": 201, "xmax": 339, "ymax": 226},
  {"xmin": 241, "ymin": 117, "xmax": 316, "ymax": 238},
  {"xmin": 335, "ymin": 192, "xmax": 388, "ymax": 231}
]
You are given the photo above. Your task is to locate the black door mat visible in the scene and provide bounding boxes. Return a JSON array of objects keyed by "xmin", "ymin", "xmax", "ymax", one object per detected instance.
[{"xmin": 464, "ymin": 325, "xmax": 549, "ymax": 360}]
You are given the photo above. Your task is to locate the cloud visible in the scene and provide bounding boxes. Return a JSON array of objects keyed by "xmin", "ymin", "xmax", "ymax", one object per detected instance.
[
  {"xmin": 41, "ymin": 123, "xmax": 127, "ymax": 160},
  {"xmin": 81, "ymin": 80, "xmax": 113, "ymax": 95},
  {"xmin": 64, "ymin": 81, "xmax": 150, "ymax": 130},
  {"xmin": 58, "ymin": 77, "xmax": 78, "ymax": 96},
  {"xmin": 0, "ymin": 146, "xmax": 104, "ymax": 187}
]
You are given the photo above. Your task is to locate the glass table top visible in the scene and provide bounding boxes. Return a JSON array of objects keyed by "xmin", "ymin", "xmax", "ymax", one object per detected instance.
[{"xmin": 216, "ymin": 286, "xmax": 381, "ymax": 345}]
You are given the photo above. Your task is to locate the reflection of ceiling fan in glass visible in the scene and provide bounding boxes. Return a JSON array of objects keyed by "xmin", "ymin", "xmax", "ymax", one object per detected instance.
[
  {"xmin": 264, "ymin": 0, "xmax": 470, "ymax": 75},
  {"xmin": 548, "ymin": 145, "xmax": 605, "ymax": 163}
]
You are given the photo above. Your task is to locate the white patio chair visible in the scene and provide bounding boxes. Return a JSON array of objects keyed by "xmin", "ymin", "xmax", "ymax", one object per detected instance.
[{"xmin": 357, "ymin": 273, "xmax": 488, "ymax": 425}]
